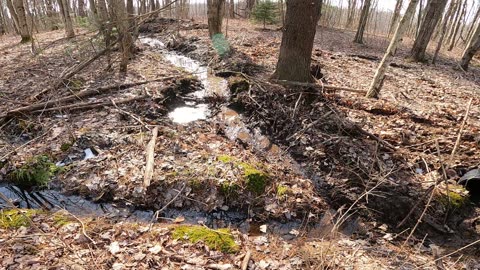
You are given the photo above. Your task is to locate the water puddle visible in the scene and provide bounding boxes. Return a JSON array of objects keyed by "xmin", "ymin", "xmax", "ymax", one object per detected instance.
[
  {"xmin": 0, "ymin": 184, "xmax": 154, "ymax": 222},
  {"xmin": 139, "ymin": 36, "xmax": 228, "ymax": 124}
]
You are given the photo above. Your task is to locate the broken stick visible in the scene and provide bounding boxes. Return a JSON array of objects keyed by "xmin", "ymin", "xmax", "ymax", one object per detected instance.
[
  {"xmin": 144, "ymin": 126, "xmax": 159, "ymax": 188},
  {"xmin": 270, "ymin": 79, "xmax": 367, "ymax": 94}
]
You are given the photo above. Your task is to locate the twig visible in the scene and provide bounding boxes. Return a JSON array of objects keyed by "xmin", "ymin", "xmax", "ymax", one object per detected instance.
[
  {"xmin": 270, "ymin": 79, "xmax": 367, "ymax": 94},
  {"xmin": 151, "ymin": 183, "xmax": 186, "ymax": 223},
  {"xmin": 144, "ymin": 126, "xmax": 159, "ymax": 188},
  {"xmin": 450, "ymin": 97, "xmax": 473, "ymax": 158},
  {"xmin": 66, "ymin": 212, "xmax": 97, "ymax": 246},
  {"xmin": 241, "ymin": 250, "xmax": 252, "ymax": 270},
  {"xmin": 402, "ymin": 158, "xmax": 437, "ymax": 246}
]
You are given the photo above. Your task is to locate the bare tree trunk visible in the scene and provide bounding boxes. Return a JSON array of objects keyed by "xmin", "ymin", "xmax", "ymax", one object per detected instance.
[
  {"xmin": 10, "ymin": 0, "xmax": 31, "ymax": 42},
  {"xmin": 207, "ymin": 0, "xmax": 225, "ymax": 37},
  {"xmin": 245, "ymin": 0, "xmax": 255, "ymax": 17},
  {"xmin": 78, "ymin": 0, "xmax": 86, "ymax": 16},
  {"xmin": 354, "ymin": 0, "xmax": 371, "ymax": 44},
  {"xmin": 58, "ymin": 0, "xmax": 75, "ymax": 38},
  {"xmin": 432, "ymin": 0, "xmax": 457, "ymax": 63},
  {"xmin": 366, "ymin": 0, "xmax": 420, "ymax": 98},
  {"xmin": 88, "ymin": 0, "xmax": 98, "ymax": 16},
  {"xmin": 272, "ymin": 0, "xmax": 321, "ymax": 83},
  {"xmin": 447, "ymin": 0, "xmax": 466, "ymax": 50},
  {"xmin": 465, "ymin": 5, "xmax": 480, "ymax": 44},
  {"xmin": 460, "ymin": 20, "xmax": 480, "ymax": 70},
  {"xmin": 389, "ymin": 0, "xmax": 403, "ymax": 37},
  {"xmin": 410, "ymin": 0, "xmax": 448, "ymax": 61},
  {"xmin": 346, "ymin": 0, "xmax": 357, "ymax": 28},
  {"xmin": 109, "ymin": 0, "xmax": 133, "ymax": 72},
  {"xmin": 228, "ymin": 0, "xmax": 234, "ymax": 18},
  {"xmin": 416, "ymin": 0, "xmax": 423, "ymax": 37}
]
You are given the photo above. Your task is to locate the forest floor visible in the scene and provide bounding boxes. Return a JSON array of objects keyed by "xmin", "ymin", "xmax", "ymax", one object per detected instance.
[{"xmin": 0, "ymin": 18, "xmax": 480, "ymax": 269}]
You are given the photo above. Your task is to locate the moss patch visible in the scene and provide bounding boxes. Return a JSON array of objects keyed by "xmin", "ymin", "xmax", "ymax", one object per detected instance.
[
  {"xmin": 0, "ymin": 209, "xmax": 38, "ymax": 229},
  {"xmin": 217, "ymin": 155, "xmax": 269, "ymax": 194},
  {"xmin": 438, "ymin": 190, "xmax": 469, "ymax": 209},
  {"xmin": 172, "ymin": 225, "xmax": 239, "ymax": 253},
  {"xmin": 53, "ymin": 212, "xmax": 73, "ymax": 227},
  {"xmin": 8, "ymin": 155, "xmax": 61, "ymax": 188},
  {"xmin": 276, "ymin": 185, "xmax": 289, "ymax": 198}
]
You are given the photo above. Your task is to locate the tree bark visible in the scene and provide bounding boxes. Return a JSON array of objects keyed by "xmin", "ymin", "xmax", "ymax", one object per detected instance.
[
  {"xmin": 354, "ymin": 0, "xmax": 372, "ymax": 44},
  {"xmin": 366, "ymin": 0, "xmax": 420, "ymax": 98},
  {"xmin": 58, "ymin": 0, "xmax": 75, "ymax": 38},
  {"xmin": 78, "ymin": 0, "xmax": 86, "ymax": 16},
  {"xmin": 272, "ymin": 0, "xmax": 321, "ymax": 83},
  {"xmin": 389, "ymin": 0, "xmax": 403, "ymax": 37},
  {"xmin": 460, "ymin": 20, "xmax": 480, "ymax": 70},
  {"xmin": 447, "ymin": 0, "xmax": 466, "ymax": 51},
  {"xmin": 109, "ymin": 0, "xmax": 133, "ymax": 72},
  {"xmin": 229, "ymin": 0, "xmax": 234, "ymax": 18},
  {"xmin": 465, "ymin": 5, "xmax": 480, "ymax": 44},
  {"xmin": 245, "ymin": 0, "xmax": 255, "ymax": 17},
  {"xmin": 410, "ymin": 0, "xmax": 448, "ymax": 61},
  {"xmin": 11, "ymin": 0, "xmax": 31, "ymax": 42},
  {"xmin": 432, "ymin": 0, "xmax": 457, "ymax": 63},
  {"xmin": 346, "ymin": 0, "xmax": 357, "ymax": 28},
  {"xmin": 207, "ymin": 0, "xmax": 225, "ymax": 37}
]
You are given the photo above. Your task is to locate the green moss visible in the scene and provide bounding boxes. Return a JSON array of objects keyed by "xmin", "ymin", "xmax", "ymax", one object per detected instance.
[
  {"xmin": 218, "ymin": 155, "xmax": 235, "ymax": 163},
  {"xmin": 53, "ymin": 212, "xmax": 72, "ymax": 227},
  {"xmin": 8, "ymin": 155, "xmax": 61, "ymax": 188},
  {"xmin": 220, "ymin": 181, "xmax": 240, "ymax": 199},
  {"xmin": 438, "ymin": 191, "xmax": 469, "ymax": 209},
  {"xmin": 172, "ymin": 225, "xmax": 239, "ymax": 253},
  {"xmin": 0, "ymin": 209, "xmax": 38, "ymax": 229},
  {"xmin": 276, "ymin": 185, "xmax": 289, "ymax": 198},
  {"xmin": 243, "ymin": 166, "xmax": 267, "ymax": 194},
  {"xmin": 217, "ymin": 155, "xmax": 269, "ymax": 194},
  {"xmin": 60, "ymin": 142, "xmax": 72, "ymax": 152}
]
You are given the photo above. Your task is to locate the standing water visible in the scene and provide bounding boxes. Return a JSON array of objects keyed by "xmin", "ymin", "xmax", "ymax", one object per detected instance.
[{"xmin": 139, "ymin": 37, "xmax": 228, "ymax": 124}]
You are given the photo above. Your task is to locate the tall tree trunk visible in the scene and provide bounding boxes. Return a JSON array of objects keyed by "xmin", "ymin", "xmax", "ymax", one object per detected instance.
[
  {"xmin": 366, "ymin": 0, "xmax": 420, "ymax": 98},
  {"xmin": 460, "ymin": 20, "xmax": 480, "ymax": 70},
  {"xmin": 229, "ymin": 0, "xmax": 234, "ymax": 18},
  {"xmin": 245, "ymin": 0, "xmax": 255, "ymax": 17},
  {"xmin": 389, "ymin": 0, "xmax": 403, "ymax": 37},
  {"xmin": 447, "ymin": 0, "xmax": 466, "ymax": 50},
  {"xmin": 410, "ymin": 0, "xmax": 448, "ymax": 61},
  {"xmin": 432, "ymin": 0, "xmax": 457, "ymax": 63},
  {"xmin": 58, "ymin": 0, "xmax": 75, "ymax": 38},
  {"xmin": 354, "ymin": 0, "xmax": 372, "ymax": 44},
  {"xmin": 272, "ymin": 0, "xmax": 321, "ymax": 83},
  {"xmin": 465, "ymin": 5, "xmax": 480, "ymax": 44},
  {"xmin": 88, "ymin": 0, "xmax": 98, "ymax": 16},
  {"xmin": 416, "ymin": 0, "xmax": 423, "ymax": 37},
  {"xmin": 11, "ymin": 0, "xmax": 31, "ymax": 42},
  {"xmin": 6, "ymin": 0, "xmax": 20, "ymax": 33},
  {"xmin": 78, "ymin": 0, "xmax": 86, "ymax": 16},
  {"xmin": 207, "ymin": 0, "xmax": 225, "ymax": 37},
  {"xmin": 109, "ymin": 0, "xmax": 133, "ymax": 72},
  {"xmin": 346, "ymin": 0, "xmax": 357, "ymax": 28}
]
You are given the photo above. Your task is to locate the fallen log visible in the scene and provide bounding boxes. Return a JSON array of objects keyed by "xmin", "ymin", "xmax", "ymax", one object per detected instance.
[
  {"xmin": 30, "ymin": 95, "xmax": 149, "ymax": 113},
  {"xmin": 144, "ymin": 126, "xmax": 159, "ymax": 188},
  {"xmin": 4, "ymin": 79, "xmax": 174, "ymax": 117},
  {"xmin": 270, "ymin": 79, "xmax": 367, "ymax": 94}
]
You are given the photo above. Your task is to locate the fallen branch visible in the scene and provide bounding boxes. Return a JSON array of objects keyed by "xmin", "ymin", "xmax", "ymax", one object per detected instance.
[
  {"xmin": 30, "ymin": 45, "xmax": 113, "ymax": 100},
  {"xmin": 31, "ymin": 95, "xmax": 149, "ymax": 113},
  {"xmin": 270, "ymin": 79, "xmax": 367, "ymax": 94},
  {"xmin": 4, "ymin": 80, "xmax": 173, "ymax": 117},
  {"xmin": 450, "ymin": 97, "xmax": 473, "ymax": 158},
  {"xmin": 241, "ymin": 250, "xmax": 252, "ymax": 270},
  {"xmin": 144, "ymin": 126, "xmax": 159, "ymax": 188}
]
